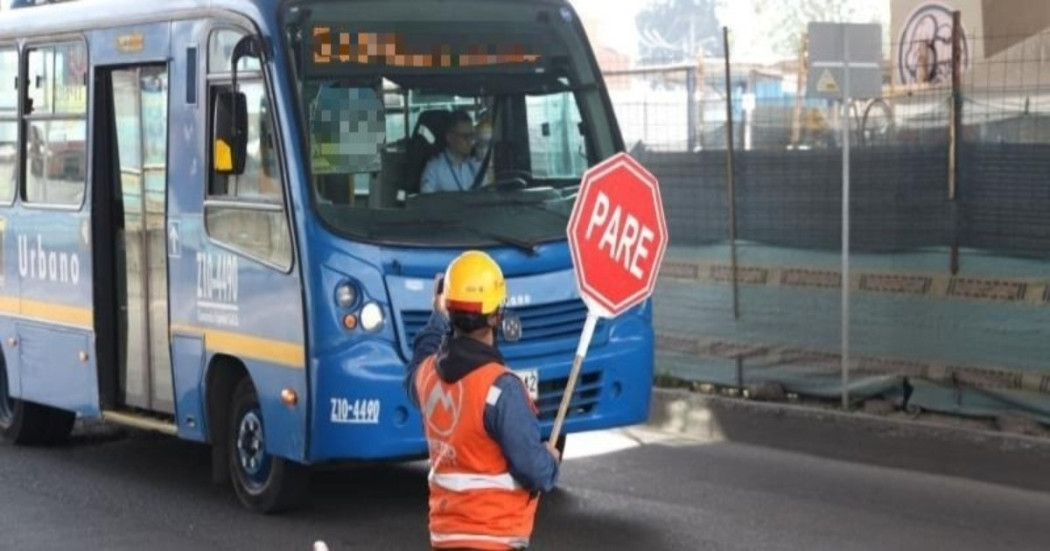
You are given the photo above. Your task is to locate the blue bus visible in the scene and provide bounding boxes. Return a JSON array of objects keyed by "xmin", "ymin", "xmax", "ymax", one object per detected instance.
[{"xmin": 0, "ymin": 0, "xmax": 654, "ymax": 512}]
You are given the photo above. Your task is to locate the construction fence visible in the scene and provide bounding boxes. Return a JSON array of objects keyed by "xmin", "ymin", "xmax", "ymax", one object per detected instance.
[{"xmin": 614, "ymin": 23, "xmax": 1050, "ymax": 426}]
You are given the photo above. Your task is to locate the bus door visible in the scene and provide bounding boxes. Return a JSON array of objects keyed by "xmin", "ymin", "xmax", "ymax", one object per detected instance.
[
  {"xmin": 90, "ymin": 30, "xmax": 174, "ymax": 415},
  {"xmin": 95, "ymin": 64, "xmax": 174, "ymax": 414}
]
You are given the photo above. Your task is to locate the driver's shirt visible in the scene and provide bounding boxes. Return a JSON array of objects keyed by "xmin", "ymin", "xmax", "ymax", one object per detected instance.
[{"xmin": 421, "ymin": 149, "xmax": 481, "ymax": 193}]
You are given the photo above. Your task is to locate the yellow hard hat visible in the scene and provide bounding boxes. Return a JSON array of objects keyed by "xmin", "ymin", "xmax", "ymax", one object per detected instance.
[{"xmin": 444, "ymin": 251, "xmax": 506, "ymax": 315}]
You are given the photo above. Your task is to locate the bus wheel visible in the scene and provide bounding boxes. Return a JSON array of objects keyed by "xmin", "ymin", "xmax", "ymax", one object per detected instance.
[
  {"xmin": 0, "ymin": 367, "xmax": 74, "ymax": 446},
  {"xmin": 41, "ymin": 407, "xmax": 76, "ymax": 445},
  {"xmin": 227, "ymin": 378, "xmax": 309, "ymax": 514},
  {"xmin": 0, "ymin": 365, "xmax": 20, "ymax": 441}
]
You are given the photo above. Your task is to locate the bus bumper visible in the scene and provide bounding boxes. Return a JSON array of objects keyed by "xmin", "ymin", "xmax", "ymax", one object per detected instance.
[{"xmin": 306, "ymin": 318, "xmax": 654, "ymax": 463}]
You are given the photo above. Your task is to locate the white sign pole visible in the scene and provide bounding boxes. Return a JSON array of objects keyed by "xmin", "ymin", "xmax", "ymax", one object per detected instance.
[
  {"xmin": 548, "ymin": 311, "xmax": 599, "ymax": 452},
  {"xmin": 840, "ymin": 27, "xmax": 852, "ymax": 410},
  {"xmin": 807, "ymin": 22, "xmax": 881, "ymax": 410}
]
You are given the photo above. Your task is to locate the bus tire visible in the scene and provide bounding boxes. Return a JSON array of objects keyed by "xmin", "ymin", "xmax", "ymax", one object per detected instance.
[
  {"xmin": 227, "ymin": 377, "xmax": 309, "ymax": 514},
  {"xmin": 40, "ymin": 407, "xmax": 76, "ymax": 445},
  {"xmin": 0, "ymin": 366, "xmax": 73, "ymax": 446}
]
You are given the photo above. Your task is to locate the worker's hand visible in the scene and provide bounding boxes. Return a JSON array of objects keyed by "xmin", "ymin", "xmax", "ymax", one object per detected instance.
[
  {"xmin": 546, "ymin": 442, "xmax": 562, "ymax": 463},
  {"xmin": 433, "ymin": 273, "xmax": 447, "ymax": 318}
]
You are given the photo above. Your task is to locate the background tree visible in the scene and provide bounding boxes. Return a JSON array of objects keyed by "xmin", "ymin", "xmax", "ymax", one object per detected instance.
[
  {"xmin": 636, "ymin": 0, "xmax": 723, "ymax": 66},
  {"xmin": 716, "ymin": 0, "xmax": 888, "ymax": 61}
]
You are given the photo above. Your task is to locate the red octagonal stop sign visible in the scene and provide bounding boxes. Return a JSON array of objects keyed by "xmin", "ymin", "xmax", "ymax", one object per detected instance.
[{"xmin": 568, "ymin": 152, "xmax": 668, "ymax": 318}]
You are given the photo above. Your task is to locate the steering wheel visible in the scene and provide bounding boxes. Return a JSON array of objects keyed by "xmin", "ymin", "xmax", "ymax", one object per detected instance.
[{"xmin": 491, "ymin": 169, "xmax": 531, "ymax": 191}]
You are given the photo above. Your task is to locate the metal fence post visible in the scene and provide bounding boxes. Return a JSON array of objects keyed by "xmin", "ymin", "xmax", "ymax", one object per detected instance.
[
  {"xmin": 949, "ymin": 10, "xmax": 963, "ymax": 275},
  {"xmin": 792, "ymin": 33, "xmax": 808, "ymax": 149},
  {"xmin": 949, "ymin": 10, "xmax": 962, "ymax": 202},
  {"xmin": 687, "ymin": 66, "xmax": 698, "ymax": 152},
  {"xmin": 697, "ymin": 55, "xmax": 705, "ymax": 148},
  {"xmin": 724, "ymin": 26, "xmax": 740, "ymax": 320}
]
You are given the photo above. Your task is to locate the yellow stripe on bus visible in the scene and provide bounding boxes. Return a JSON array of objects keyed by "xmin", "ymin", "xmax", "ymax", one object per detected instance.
[
  {"xmin": 170, "ymin": 324, "xmax": 305, "ymax": 369},
  {"xmin": 0, "ymin": 296, "xmax": 19, "ymax": 316},
  {"xmin": 0, "ymin": 296, "xmax": 304, "ymax": 369},
  {"xmin": 0, "ymin": 295, "xmax": 93, "ymax": 328},
  {"xmin": 21, "ymin": 299, "xmax": 94, "ymax": 328}
]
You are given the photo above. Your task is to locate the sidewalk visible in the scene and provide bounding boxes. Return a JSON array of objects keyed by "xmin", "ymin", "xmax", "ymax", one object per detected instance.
[{"xmin": 648, "ymin": 387, "xmax": 1050, "ymax": 494}]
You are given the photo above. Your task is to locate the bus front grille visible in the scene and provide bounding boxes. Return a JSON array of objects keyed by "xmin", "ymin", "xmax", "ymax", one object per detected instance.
[
  {"xmin": 401, "ymin": 298, "xmax": 603, "ymax": 352},
  {"xmin": 535, "ymin": 370, "xmax": 603, "ymax": 421}
]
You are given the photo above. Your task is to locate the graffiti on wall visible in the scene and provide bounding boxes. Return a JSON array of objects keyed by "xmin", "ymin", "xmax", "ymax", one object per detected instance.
[{"xmin": 897, "ymin": 2, "xmax": 970, "ymax": 85}]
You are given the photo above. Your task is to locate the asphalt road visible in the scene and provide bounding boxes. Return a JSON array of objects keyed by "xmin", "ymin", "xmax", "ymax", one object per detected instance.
[{"xmin": 1, "ymin": 422, "xmax": 1048, "ymax": 551}]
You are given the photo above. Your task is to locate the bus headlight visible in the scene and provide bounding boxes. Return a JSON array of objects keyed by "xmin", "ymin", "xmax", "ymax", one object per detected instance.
[
  {"xmin": 360, "ymin": 302, "xmax": 385, "ymax": 332},
  {"xmin": 335, "ymin": 282, "xmax": 358, "ymax": 308}
]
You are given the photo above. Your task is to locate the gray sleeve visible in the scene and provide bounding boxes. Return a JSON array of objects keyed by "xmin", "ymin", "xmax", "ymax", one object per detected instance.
[{"xmin": 483, "ymin": 374, "xmax": 560, "ymax": 493}]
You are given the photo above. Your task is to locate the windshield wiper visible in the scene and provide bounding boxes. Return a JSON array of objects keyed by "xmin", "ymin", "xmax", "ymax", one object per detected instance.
[{"xmin": 455, "ymin": 221, "xmax": 539, "ymax": 255}]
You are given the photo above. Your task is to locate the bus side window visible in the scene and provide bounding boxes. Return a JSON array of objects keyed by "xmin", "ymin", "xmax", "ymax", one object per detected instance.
[
  {"xmin": 209, "ymin": 81, "xmax": 278, "ymax": 200},
  {"xmin": 23, "ymin": 42, "xmax": 87, "ymax": 207},
  {"xmin": 204, "ymin": 29, "xmax": 291, "ymax": 271},
  {"xmin": 0, "ymin": 47, "xmax": 17, "ymax": 204},
  {"xmin": 208, "ymin": 29, "xmax": 261, "ymax": 73},
  {"xmin": 526, "ymin": 91, "xmax": 587, "ymax": 179}
]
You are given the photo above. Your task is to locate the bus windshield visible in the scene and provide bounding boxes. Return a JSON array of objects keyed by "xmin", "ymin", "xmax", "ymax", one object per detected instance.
[{"xmin": 282, "ymin": 0, "xmax": 616, "ymax": 249}]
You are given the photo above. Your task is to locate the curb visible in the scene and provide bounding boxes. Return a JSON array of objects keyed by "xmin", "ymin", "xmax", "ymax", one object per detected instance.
[{"xmin": 647, "ymin": 388, "xmax": 1050, "ymax": 494}]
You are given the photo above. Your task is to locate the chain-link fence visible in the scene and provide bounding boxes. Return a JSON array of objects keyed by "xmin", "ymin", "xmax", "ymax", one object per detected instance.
[
  {"xmin": 629, "ymin": 20, "xmax": 1050, "ymax": 429},
  {"xmin": 605, "ymin": 65, "xmax": 698, "ymax": 152},
  {"xmin": 610, "ymin": 31, "xmax": 1050, "ymax": 151}
]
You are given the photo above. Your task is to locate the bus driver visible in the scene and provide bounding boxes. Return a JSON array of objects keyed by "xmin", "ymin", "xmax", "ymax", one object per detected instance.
[{"xmin": 420, "ymin": 109, "xmax": 483, "ymax": 194}]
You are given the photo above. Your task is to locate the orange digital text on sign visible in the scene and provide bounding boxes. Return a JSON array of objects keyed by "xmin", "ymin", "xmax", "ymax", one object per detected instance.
[{"xmin": 312, "ymin": 27, "xmax": 541, "ymax": 67}]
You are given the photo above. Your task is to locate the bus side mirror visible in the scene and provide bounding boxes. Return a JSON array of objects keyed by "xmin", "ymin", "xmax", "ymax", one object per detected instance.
[{"xmin": 213, "ymin": 89, "xmax": 248, "ymax": 175}]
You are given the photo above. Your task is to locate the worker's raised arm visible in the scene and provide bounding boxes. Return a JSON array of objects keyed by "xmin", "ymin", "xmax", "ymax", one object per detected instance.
[{"xmin": 404, "ymin": 274, "xmax": 449, "ymax": 408}]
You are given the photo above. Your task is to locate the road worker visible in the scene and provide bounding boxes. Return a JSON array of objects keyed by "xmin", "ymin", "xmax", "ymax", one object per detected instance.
[{"xmin": 405, "ymin": 250, "xmax": 561, "ymax": 551}]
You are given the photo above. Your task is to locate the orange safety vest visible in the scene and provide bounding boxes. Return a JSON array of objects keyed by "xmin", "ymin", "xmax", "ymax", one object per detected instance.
[{"xmin": 415, "ymin": 355, "xmax": 539, "ymax": 550}]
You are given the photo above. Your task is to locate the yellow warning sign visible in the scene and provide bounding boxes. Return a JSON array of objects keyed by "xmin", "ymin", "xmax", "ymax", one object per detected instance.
[{"xmin": 817, "ymin": 69, "xmax": 839, "ymax": 94}]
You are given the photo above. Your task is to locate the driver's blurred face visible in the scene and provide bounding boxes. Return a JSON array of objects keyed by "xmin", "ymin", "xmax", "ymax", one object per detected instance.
[{"xmin": 447, "ymin": 121, "xmax": 476, "ymax": 159}]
